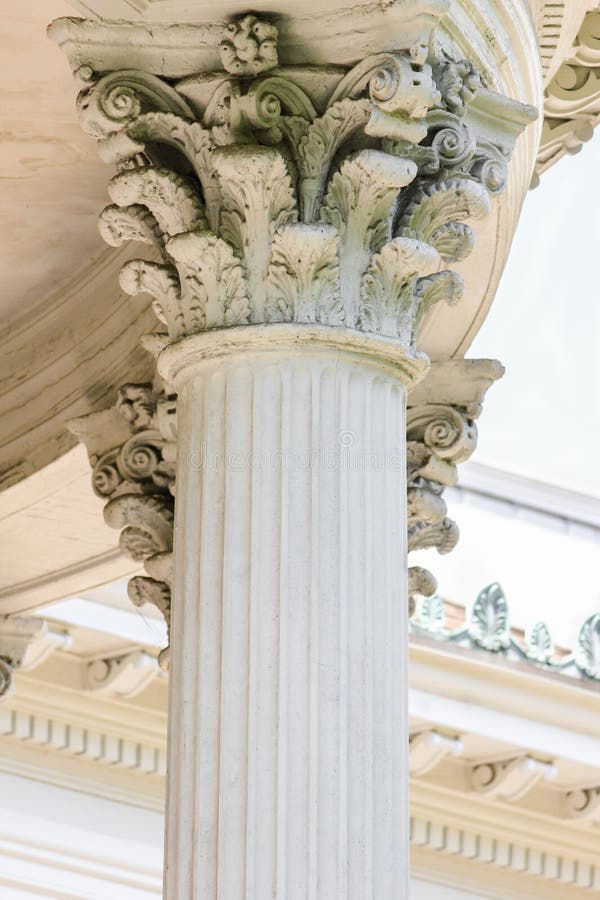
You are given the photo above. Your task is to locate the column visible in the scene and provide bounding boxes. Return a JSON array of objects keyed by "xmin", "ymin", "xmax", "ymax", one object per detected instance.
[
  {"xmin": 161, "ymin": 331, "xmax": 417, "ymax": 898},
  {"xmin": 50, "ymin": 5, "xmax": 537, "ymax": 896}
]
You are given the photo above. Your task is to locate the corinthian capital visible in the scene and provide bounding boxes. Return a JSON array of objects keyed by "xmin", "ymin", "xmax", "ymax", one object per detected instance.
[
  {"xmin": 49, "ymin": 8, "xmax": 533, "ymax": 357},
  {"xmin": 70, "ymin": 385, "xmax": 176, "ymax": 669},
  {"xmin": 406, "ymin": 359, "xmax": 504, "ymax": 608}
]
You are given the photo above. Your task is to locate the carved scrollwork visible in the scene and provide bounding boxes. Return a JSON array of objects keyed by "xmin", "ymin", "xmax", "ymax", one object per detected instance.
[
  {"xmin": 407, "ymin": 404, "xmax": 477, "ymax": 465},
  {"xmin": 76, "ymin": 70, "xmax": 194, "ymax": 140}
]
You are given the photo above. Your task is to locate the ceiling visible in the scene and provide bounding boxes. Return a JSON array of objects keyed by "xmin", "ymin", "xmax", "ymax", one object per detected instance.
[{"xmin": 1, "ymin": 1, "xmax": 109, "ymax": 325}]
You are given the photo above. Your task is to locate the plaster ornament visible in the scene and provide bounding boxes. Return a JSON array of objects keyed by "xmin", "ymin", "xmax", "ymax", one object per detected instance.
[
  {"xmin": 85, "ymin": 650, "xmax": 159, "ymax": 698},
  {"xmin": 432, "ymin": 55, "xmax": 481, "ymax": 116},
  {"xmin": 0, "ymin": 617, "xmax": 70, "ymax": 701},
  {"xmin": 564, "ymin": 786, "xmax": 600, "ymax": 820},
  {"xmin": 409, "ymin": 729, "xmax": 463, "ymax": 776},
  {"xmin": 471, "ymin": 756, "xmax": 557, "ymax": 802}
]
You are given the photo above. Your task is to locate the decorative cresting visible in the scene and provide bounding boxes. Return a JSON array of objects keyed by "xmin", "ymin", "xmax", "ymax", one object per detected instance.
[
  {"xmin": 70, "ymin": 384, "xmax": 176, "ymax": 669},
  {"xmin": 0, "ymin": 617, "xmax": 70, "ymax": 701},
  {"xmin": 405, "ymin": 358, "xmax": 503, "ymax": 611},
  {"xmin": 48, "ymin": 11, "xmax": 528, "ymax": 354},
  {"xmin": 412, "ymin": 581, "xmax": 600, "ymax": 683}
]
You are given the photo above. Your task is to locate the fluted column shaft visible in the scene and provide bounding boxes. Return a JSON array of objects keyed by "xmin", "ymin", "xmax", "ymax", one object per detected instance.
[{"xmin": 160, "ymin": 331, "xmax": 412, "ymax": 899}]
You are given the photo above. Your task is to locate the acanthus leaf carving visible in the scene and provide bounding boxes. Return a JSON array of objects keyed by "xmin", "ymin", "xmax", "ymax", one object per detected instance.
[
  {"xmin": 126, "ymin": 113, "xmax": 221, "ymax": 230},
  {"xmin": 408, "ymin": 566, "xmax": 439, "ymax": 618},
  {"xmin": 294, "ymin": 98, "xmax": 371, "ymax": 223},
  {"xmin": 396, "ymin": 177, "xmax": 490, "ymax": 263},
  {"xmin": 118, "ymin": 258, "xmax": 182, "ymax": 331},
  {"xmin": 98, "ymin": 203, "xmax": 168, "ymax": 260},
  {"xmin": 213, "ymin": 145, "xmax": 297, "ymax": 322},
  {"xmin": 128, "ymin": 576, "xmax": 172, "ymax": 671},
  {"xmin": 167, "ymin": 230, "xmax": 251, "ymax": 333},
  {"xmin": 321, "ymin": 150, "xmax": 418, "ymax": 327},
  {"xmin": 358, "ymin": 237, "xmax": 439, "ymax": 344},
  {"xmin": 104, "ymin": 493, "xmax": 174, "ymax": 562},
  {"xmin": 266, "ymin": 223, "xmax": 343, "ymax": 325},
  {"xmin": 412, "ymin": 590, "xmax": 445, "ymax": 633},
  {"xmin": 109, "ymin": 166, "xmax": 207, "ymax": 236}
]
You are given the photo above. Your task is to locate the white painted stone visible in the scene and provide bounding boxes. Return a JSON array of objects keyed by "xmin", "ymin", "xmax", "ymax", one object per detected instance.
[{"xmin": 159, "ymin": 332, "xmax": 414, "ymax": 899}]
